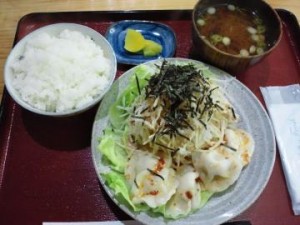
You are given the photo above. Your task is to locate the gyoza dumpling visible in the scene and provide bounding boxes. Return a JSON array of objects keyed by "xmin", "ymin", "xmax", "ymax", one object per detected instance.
[
  {"xmin": 224, "ymin": 128, "xmax": 254, "ymax": 166},
  {"xmin": 125, "ymin": 150, "xmax": 158, "ymax": 186},
  {"xmin": 165, "ymin": 166, "xmax": 201, "ymax": 218},
  {"xmin": 192, "ymin": 147, "xmax": 243, "ymax": 192},
  {"xmin": 125, "ymin": 150, "xmax": 178, "ymax": 208}
]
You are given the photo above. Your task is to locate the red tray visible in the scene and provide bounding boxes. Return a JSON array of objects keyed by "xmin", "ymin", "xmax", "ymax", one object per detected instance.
[{"xmin": 0, "ymin": 9, "xmax": 300, "ymax": 225}]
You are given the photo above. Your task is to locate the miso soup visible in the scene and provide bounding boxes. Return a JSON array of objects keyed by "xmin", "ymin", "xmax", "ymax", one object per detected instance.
[{"xmin": 196, "ymin": 4, "xmax": 267, "ymax": 56}]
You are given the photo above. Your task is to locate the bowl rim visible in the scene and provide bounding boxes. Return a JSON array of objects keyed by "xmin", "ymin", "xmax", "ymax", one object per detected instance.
[
  {"xmin": 192, "ymin": 0, "xmax": 283, "ymax": 59},
  {"xmin": 4, "ymin": 23, "xmax": 117, "ymax": 117}
]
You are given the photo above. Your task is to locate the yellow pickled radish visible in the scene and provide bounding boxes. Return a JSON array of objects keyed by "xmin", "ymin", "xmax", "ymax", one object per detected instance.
[
  {"xmin": 143, "ymin": 40, "xmax": 163, "ymax": 57},
  {"xmin": 124, "ymin": 29, "xmax": 146, "ymax": 52}
]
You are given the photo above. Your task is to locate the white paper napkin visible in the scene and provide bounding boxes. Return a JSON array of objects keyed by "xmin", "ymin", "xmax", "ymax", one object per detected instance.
[{"xmin": 261, "ymin": 84, "xmax": 300, "ymax": 215}]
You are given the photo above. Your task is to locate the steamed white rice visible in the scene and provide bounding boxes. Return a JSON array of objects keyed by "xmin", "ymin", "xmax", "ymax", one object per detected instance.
[{"xmin": 10, "ymin": 29, "xmax": 111, "ymax": 112}]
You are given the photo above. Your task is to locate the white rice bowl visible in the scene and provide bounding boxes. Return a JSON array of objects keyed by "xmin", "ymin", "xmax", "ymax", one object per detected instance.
[{"xmin": 4, "ymin": 23, "xmax": 117, "ymax": 116}]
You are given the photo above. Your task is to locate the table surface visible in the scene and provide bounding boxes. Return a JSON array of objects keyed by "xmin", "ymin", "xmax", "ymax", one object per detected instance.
[{"xmin": 0, "ymin": 0, "xmax": 300, "ymax": 102}]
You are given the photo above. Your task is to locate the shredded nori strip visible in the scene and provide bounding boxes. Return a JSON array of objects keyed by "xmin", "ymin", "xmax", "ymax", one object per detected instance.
[
  {"xmin": 134, "ymin": 178, "xmax": 139, "ymax": 188},
  {"xmin": 135, "ymin": 74, "xmax": 141, "ymax": 95},
  {"xmin": 131, "ymin": 115, "xmax": 145, "ymax": 120},
  {"xmin": 231, "ymin": 107, "xmax": 236, "ymax": 119},
  {"xmin": 132, "ymin": 60, "xmax": 221, "ymax": 147},
  {"xmin": 140, "ymin": 106, "xmax": 149, "ymax": 114},
  {"xmin": 171, "ymin": 148, "xmax": 180, "ymax": 157},
  {"xmin": 221, "ymin": 143, "xmax": 237, "ymax": 152},
  {"xmin": 147, "ymin": 168, "xmax": 164, "ymax": 180},
  {"xmin": 154, "ymin": 142, "xmax": 177, "ymax": 151},
  {"xmin": 198, "ymin": 118, "xmax": 207, "ymax": 129},
  {"xmin": 147, "ymin": 61, "xmax": 217, "ymax": 138}
]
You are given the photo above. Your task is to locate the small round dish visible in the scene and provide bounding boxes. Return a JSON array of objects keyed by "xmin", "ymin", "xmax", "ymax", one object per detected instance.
[
  {"xmin": 4, "ymin": 23, "xmax": 117, "ymax": 117},
  {"xmin": 105, "ymin": 20, "xmax": 176, "ymax": 65}
]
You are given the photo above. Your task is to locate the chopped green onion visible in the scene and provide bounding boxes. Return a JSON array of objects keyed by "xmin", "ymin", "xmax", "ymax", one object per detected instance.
[
  {"xmin": 256, "ymin": 47, "xmax": 264, "ymax": 55},
  {"xmin": 249, "ymin": 45, "xmax": 256, "ymax": 54},
  {"xmin": 197, "ymin": 18, "xmax": 206, "ymax": 26},
  {"xmin": 222, "ymin": 37, "xmax": 231, "ymax": 46},
  {"xmin": 227, "ymin": 4, "xmax": 236, "ymax": 11},
  {"xmin": 257, "ymin": 41, "xmax": 266, "ymax": 49},
  {"xmin": 210, "ymin": 34, "xmax": 223, "ymax": 45},
  {"xmin": 247, "ymin": 26, "xmax": 257, "ymax": 34},
  {"xmin": 240, "ymin": 49, "xmax": 249, "ymax": 57},
  {"xmin": 251, "ymin": 34, "xmax": 259, "ymax": 42},
  {"xmin": 253, "ymin": 17, "xmax": 263, "ymax": 25},
  {"xmin": 207, "ymin": 7, "xmax": 216, "ymax": 15},
  {"xmin": 257, "ymin": 25, "xmax": 266, "ymax": 34}
]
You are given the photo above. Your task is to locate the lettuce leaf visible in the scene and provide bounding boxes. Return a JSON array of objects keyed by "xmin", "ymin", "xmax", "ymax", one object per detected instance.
[
  {"xmin": 199, "ymin": 191, "xmax": 214, "ymax": 208},
  {"xmin": 98, "ymin": 127, "xmax": 127, "ymax": 172},
  {"xmin": 100, "ymin": 65, "xmax": 153, "ymax": 171},
  {"xmin": 108, "ymin": 65, "xmax": 153, "ymax": 129},
  {"xmin": 102, "ymin": 171, "xmax": 150, "ymax": 212}
]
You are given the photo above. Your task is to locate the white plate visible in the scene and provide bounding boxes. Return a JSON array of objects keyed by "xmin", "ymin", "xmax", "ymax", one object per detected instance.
[{"xmin": 91, "ymin": 58, "xmax": 276, "ymax": 225}]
